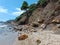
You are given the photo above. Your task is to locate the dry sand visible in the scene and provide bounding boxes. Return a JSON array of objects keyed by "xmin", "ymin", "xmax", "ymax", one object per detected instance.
[{"xmin": 13, "ymin": 30, "xmax": 60, "ymax": 45}]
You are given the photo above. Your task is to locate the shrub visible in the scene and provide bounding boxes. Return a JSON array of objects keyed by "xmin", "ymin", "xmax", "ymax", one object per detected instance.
[
  {"xmin": 21, "ymin": 1, "xmax": 28, "ymax": 10},
  {"xmin": 15, "ymin": 13, "xmax": 25, "ymax": 21},
  {"xmin": 37, "ymin": 0, "xmax": 47, "ymax": 6},
  {"xmin": 29, "ymin": 3, "xmax": 37, "ymax": 12}
]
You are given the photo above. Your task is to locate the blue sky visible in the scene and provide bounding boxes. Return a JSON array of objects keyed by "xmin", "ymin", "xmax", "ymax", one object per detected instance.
[{"xmin": 0, "ymin": 0, "xmax": 38, "ymax": 21}]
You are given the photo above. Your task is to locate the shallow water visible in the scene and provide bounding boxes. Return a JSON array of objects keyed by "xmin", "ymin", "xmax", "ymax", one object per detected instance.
[{"xmin": 0, "ymin": 23, "xmax": 18, "ymax": 45}]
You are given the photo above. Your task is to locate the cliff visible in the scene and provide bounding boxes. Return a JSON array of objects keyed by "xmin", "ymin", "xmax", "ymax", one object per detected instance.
[
  {"xmin": 15, "ymin": 0, "xmax": 60, "ymax": 30},
  {"xmin": 13, "ymin": 0, "xmax": 60, "ymax": 45}
]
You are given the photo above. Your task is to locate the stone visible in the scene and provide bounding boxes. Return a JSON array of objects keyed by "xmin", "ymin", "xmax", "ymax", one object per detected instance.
[
  {"xmin": 18, "ymin": 34, "xmax": 28, "ymax": 40},
  {"xmin": 36, "ymin": 39, "xmax": 41, "ymax": 45},
  {"xmin": 57, "ymin": 24, "xmax": 60, "ymax": 28},
  {"xmin": 36, "ymin": 40, "xmax": 41, "ymax": 43},
  {"xmin": 40, "ymin": 24, "xmax": 46, "ymax": 29},
  {"xmin": 31, "ymin": 22, "xmax": 39, "ymax": 27},
  {"xmin": 19, "ymin": 28, "xmax": 22, "ymax": 31},
  {"xmin": 30, "ymin": 29, "xmax": 37, "ymax": 32},
  {"xmin": 52, "ymin": 19, "xmax": 60, "ymax": 23},
  {"xmin": 38, "ymin": 19, "xmax": 44, "ymax": 23},
  {"xmin": 30, "ymin": 29, "xmax": 34, "ymax": 32}
]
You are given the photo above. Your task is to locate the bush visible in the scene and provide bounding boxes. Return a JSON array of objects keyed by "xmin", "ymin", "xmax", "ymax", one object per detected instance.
[
  {"xmin": 37, "ymin": 0, "xmax": 47, "ymax": 6},
  {"xmin": 15, "ymin": 13, "xmax": 25, "ymax": 21},
  {"xmin": 21, "ymin": 1, "xmax": 28, "ymax": 10},
  {"xmin": 29, "ymin": 3, "xmax": 37, "ymax": 12}
]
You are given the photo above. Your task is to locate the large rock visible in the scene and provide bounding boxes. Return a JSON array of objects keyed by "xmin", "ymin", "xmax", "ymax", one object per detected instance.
[
  {"xmin": 18, "ymin": 34, "xmax": 28, "ymax": 40},
  {"xmin": 52, "ymin": 19, "xmax": 60, "ymax": 24},
  {"xmin": 52, "ymin": 19, "xmax": 60, "ymax": 23},
  {"xmin": 37, "ymin": 19, "xmax": 44, "ymax": 23},
  {"xmin": 31, "ymin": 22, "xmax": 39, "ymax": 27}
]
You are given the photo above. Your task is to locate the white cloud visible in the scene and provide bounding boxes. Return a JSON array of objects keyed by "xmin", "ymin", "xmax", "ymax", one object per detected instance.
[
  {"xmin": 12, "ymin": 12, "xmax": 22, "ymax": 16},
  {"xmin": 0, "ymin": 6, "xmax": 25, "ymax": 16},
  {"xmin": 12, "ymin": 8, "xmax": 25, "ymax": 16},
  {"xmin": 0, "ymin": 6, "xmax": 8, "ymax": 13},
  {"xmin": 16, "ymin": 8, "xmax": 21, "ymax": 11}
]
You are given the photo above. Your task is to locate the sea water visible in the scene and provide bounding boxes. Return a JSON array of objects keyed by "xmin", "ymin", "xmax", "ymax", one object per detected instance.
[{"xmin": 0, "ymin": 23, "xmax": 18, "ymax": 45}]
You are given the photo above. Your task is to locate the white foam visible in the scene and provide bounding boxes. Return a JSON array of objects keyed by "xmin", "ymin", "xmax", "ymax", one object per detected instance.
[{"xmin": 0, "ymin": 25, "xmax": 7, "ymax": 28}]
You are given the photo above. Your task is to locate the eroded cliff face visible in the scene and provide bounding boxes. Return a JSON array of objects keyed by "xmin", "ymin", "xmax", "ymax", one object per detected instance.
[
  {"xmin": 16, "ymin": 0, "xmax": 60, "ymax": 29},
  {"xmin": 13, "ymin": 0, "xmax": 60, "ymax": 45},
  {"xmin": 29, "ymin": 0, "xmax": 60, "ymax": 22}
]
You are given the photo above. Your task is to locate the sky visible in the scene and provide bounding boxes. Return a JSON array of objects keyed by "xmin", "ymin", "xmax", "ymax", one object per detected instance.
[{"xmin": 0, "ymin": 0, "xmax": 38, "ymax": 21}]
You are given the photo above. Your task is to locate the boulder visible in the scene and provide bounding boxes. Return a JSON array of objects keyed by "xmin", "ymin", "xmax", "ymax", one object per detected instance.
[
  {"xmin": 56, "ymin": 24, "xmax": 60, "ymax": 28},
  {"xmin": 31, "ymin": 22, "xmax": 39, "ymax": 27},
  {"xmin": 30, "ymin": 29, "xmax": 34, "ymax": 32},
  {"xmin": 52, "ymin": 19, "xmax": 60, "ymax": 23},
  {"xmin": 40, "ymin": 24, "xmax": 46, "ymax": 29},
  {"xmin": 18, "ymin": 34, "xmax": 28, "ymax": 40},
  {"xmin": 30, "ymin": 29, "xmax": 37, "ymax": 32},
  {"xmin": 38, "ymin": 19, "xmax": 44, "ymax": 23}
]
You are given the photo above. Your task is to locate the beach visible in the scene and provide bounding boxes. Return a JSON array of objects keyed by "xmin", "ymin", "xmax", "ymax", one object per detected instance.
[{"xmin": 13, "ymin": 30, "xmax": 60, "ymax": 45}]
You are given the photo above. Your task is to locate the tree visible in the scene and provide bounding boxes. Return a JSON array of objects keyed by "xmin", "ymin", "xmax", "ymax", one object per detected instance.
[
  {"xmin": 16, "ymin": 1, "xmax": 28, "ymax": 22},
  {"xmin": 37, "ymin": 0, "xmax": 47, "ymax": 7},
  {"xmin": 40, "ymin": 0, "xmax": 46, "ymax": 5},
  {"xmin": 29, "ymin": 3, "xmax": 37, "ymax": 12},
  {"xmin": 21, "ymin": 1, "xmax": 29, "ymax": 24},
  {"xmin": 21, "ymin": 1, "xmax": 28, "ymax": 11}
]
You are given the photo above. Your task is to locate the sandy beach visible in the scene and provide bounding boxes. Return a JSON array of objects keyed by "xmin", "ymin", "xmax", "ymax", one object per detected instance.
[{"xmin": 13, "ymin": 30, "xmax": 60, "ymax": 45}]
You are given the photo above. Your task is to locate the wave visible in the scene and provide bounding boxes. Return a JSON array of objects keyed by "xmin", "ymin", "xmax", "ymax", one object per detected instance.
[{"xmin": 0, "ymin": 25, "xmax": 7, "ymax": 28}]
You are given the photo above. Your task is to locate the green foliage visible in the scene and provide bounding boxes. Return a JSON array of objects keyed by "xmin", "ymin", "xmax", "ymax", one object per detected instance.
[
  {"xmin": 21, "ymin": 1, "xmax": 28, "ymax": 10},
  {"xmin": 16, "ymin": 0, "xmax": 47, "ymax": 22},
  {"xmin": 15, "ymin": 16, "xmax": 21, "ymax": 21},
  {"xmin": 29, "ymin": 3, "xmax": 37, "ymax": 12},
  {"xmin": 37, "ymin": 0, "xmax": 46, "ymax": 5},
  {"xmin": 15, "ymin": 13, "xmax": 25, "ymax": 21}
]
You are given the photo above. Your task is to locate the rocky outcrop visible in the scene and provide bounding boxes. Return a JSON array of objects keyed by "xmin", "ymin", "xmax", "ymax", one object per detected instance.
[
  {"xmin": 52, "ymin": 15, "xmax": 60, "ymax": 23},
  {"xmin": 15, "ymin": 0, "xmax": 60, "ymax": 30},
  {"xmin": 31, "ymin": 22, "xmax": 39, "ymax": 27}
]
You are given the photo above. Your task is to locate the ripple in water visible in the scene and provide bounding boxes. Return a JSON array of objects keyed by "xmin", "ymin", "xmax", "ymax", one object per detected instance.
[{"xmin": 0, "ymin": 23, "xmax": 18, "ymax": 45}]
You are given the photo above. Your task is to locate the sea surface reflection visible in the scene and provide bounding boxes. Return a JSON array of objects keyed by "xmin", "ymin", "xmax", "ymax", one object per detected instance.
[{"xmin": 0, "ymin": 23, "xmax": 18, "ymax": 45}]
